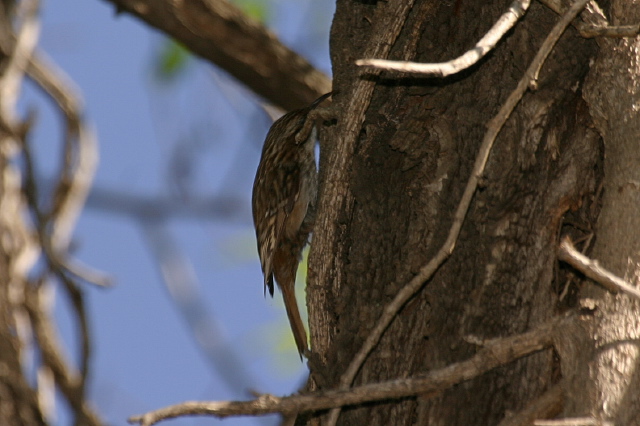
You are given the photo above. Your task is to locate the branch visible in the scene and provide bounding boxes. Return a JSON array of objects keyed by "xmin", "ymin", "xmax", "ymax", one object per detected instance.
[
  {"xmin": 331, "ymin": 1, "xmax": 590, "ymax": 423},
  {"xmin": 0, "ymin": 1, "xmax": 102, "ymax": 423},
  {"xmin": 0, "ymin": 0, "xmax": 39, "ymax": 136},
  {"xmin": 558, "ymin": 236, "xmax": 640, "ymax": 300},
  {"xmin": 535, "ymin": 418, "xmax": 613, "ymax": 426},
  {"xmin": 536, "ymin": 0, "xmax": 607, "ymax": 27},
  {"xmin": 128, "ymin": 315, "xmax": 569, "ymax": 425},
  {"xmin": 25, "ymin": 285, "xmax": 102, "ymax": 426},
  {"xmin": 43, "ymin": 68, "xmax": 103, "ymax": 286},
  {"xmin": 536, "ymin": 0, "xmax": 640, "ymax": 38},
  {"xmin": 99, "ymin": 0, "xmax": 331, "ymax": 111},
  {"xmin": 356, "ymin": 0, "xmax": 531, "ymax": 77},
  {"xmin": 3, "ymin": 15, "xmax": 109, "ymax": 287},
  {"xmin": 578, "ymin": 24, "xmax": 640, "ymax": 38}
]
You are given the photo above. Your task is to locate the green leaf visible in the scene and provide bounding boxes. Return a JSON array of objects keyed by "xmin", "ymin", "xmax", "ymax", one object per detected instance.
[
  {"xmin": 154, "ymin": 39, "xmax": 191, "ymax": 82},
  {"xmin": 232, "ymin": 0, "xmax": 269, "ymax": 23}
]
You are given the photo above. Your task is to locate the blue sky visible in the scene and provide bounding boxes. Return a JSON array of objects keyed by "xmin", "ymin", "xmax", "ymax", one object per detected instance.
[{"xmin": 30, "ymin": 0, "xmax": 333, "ymax": 424}]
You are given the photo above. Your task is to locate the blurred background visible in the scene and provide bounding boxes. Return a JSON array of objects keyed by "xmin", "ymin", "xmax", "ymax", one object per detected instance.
[{"xmin": 26, "ymin": 0, "xmax": 333, "ymax": 424}]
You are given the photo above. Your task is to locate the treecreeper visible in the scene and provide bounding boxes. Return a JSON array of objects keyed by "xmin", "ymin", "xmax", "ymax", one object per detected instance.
[{"xmin": 251, "ymin": 92, "xmax": 334, "ymax": 358}]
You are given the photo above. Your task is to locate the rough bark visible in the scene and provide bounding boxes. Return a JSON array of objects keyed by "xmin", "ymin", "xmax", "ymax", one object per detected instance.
[
  {"xmin": 574, "ymin": 0, "xmax": 640, "ymax": 423},
  {"xmin": 308, "ymin": 0, "xmax": 600, "ymax": 424}
]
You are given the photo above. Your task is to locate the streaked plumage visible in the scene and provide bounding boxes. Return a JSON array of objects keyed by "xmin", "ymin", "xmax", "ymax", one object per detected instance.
[{"xmin": 251, "ymin": 92, "xmax": 332, "ymax": 357}]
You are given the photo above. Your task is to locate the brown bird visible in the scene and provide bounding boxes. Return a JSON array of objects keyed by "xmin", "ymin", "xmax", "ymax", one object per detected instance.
[{"xmin": 252, "ymin": 92, "xmax": 333, "ymax": 357}]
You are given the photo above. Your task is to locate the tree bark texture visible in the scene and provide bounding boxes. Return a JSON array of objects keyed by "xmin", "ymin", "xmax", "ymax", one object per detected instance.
[
  {"xmin": 308, "ymin": 0, "xmax": 601, "ymax": 424},
  {"xmin": 575, "ymin": 0, "xmax": 640, "ymax": 423}
]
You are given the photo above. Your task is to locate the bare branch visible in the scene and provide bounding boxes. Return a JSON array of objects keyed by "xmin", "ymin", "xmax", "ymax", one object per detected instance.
[
  {"xmin": 25, "ymin": 285, "xmax": 102, "ymax": 426},
  {"xmin": 535, "ymin": 0, "xmax": 637, "ymax": 39},
  {"xmin": 558, "ymin": 236, "xmax": 640, "ymax": 300},
  {"xmin": 356, "ymin": 0, "xmax": 531, "ymax": 77},
  {"xmin": 98, "ymin": 0, "xmax": 331, "ymax": 111},
  {"xmin": 26, "ymin": 50, "xmax": 83, "ymax": 121},
  {"xmin": 22, "ymin": 126, "xmax": 110, "ymax": 289},
  {"xmin": 332, "ymin": 1, "xmax": 590, "ymax": 424},
  {"xmin": 0, "ymin": 0, "xmax": 39, "ymax": 128},
  {"xmin": 128, "ymin": 315, "xmax": 569, "ymax": 425},
  {"xmin": 57, "ymin": 273, "xmax": 93, "ymax": 397},
  {"xmin": 536, "ymin": 0, "xmax": 607, "ymax": 27},
  {"xmin": 535, "ymin": 417, "xmax": 613, "ymax": 426},
  {"xmin": 45, "ymin": 78, "xmax": 102, "ymax": 284},
  {"xmin": 0, "ymin": 1, "xmax": 104, "ymax": 424},
  {"xmin": 1, "ymin": 8, "xmax": 109, "ymax": 287},
  {"xmin": 579, "ymin": 24, "xmax": 640, "ymax": 38}
]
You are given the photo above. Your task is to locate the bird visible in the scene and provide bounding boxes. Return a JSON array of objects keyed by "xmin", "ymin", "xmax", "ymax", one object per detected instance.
[{"xmin": 252, "ymin": 92, "xmax": 334, "ymax": 357}]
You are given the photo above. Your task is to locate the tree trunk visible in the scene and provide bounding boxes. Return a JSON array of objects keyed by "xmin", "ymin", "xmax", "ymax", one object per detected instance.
[
  {"xmin": 308, "ymin": 0, "xmax": 607, "ymax": 424},
  {"xmin": 572, "ymin": 0, "xmax": 640, "ymax": 423}
]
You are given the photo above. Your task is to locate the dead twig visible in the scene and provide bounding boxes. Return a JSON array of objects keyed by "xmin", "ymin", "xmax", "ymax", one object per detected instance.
[
  {"xmin": 558, "ymin": 236, "xmax": 640, "ymax": 300},
  {"xmin": 538, "ymin": 0, "xmax": 640, "ymax": 38},
  {"xmin": 578, "ymin": 24, "xmax": 640, "ymax": 38},
  {"xmin": 535, "ymin": 417, "xmax": 613, "ymax": 426},
  {"xmin": 356, "ymin": 0, "xmax": 531, "ymax": 76}
]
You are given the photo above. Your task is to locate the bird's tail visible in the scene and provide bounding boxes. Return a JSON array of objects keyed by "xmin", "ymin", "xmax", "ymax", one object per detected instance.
[
  {"xmin": 281, "ymin": 284, "xmax": 308, "ymax": 358},
  {"xmin": 273, "ymin": 247, "xmax": 309, "ymax": 358}
]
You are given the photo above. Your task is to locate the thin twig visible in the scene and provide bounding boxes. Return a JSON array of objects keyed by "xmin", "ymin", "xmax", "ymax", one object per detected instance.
[
  {"xmin": 26, "ymin": 50, "xmax": 82, "ymax": 121},
  {"xmin": 558, "ymin": 236, "xmax": 640, "ymax": 300},
  {"xmin": 0, "ymin": 0, "xmax": 39, "ymax": 127},
  {"xmin": 30, "ymin": 51, "xmax": 109, "ymax": 287},
  {"xmin": 536, "ymin": 0, "xmax": 607, "ymax": 27},
  {"xmin": 56, "ymin": 273, "xmax": 92, "ymax": 396},
  {"xmin": 128, "ymin": 315, "xmax": 568, "ymax": 426},
  {"xmin": 24, "ymin": 285, "xmax": 102, "ymax": 426},
  {"xmin": 535, "ymin": 417, "xmax": 613, "ymax": 426},
  {"xmin": 536, "ymin": 0, "xmax": 637, "ymax": 38},
  {"xmin": 332, "ymin": 1, "xmax": 590, "ymax": 423},
  {"xmin": 579, "ymin": 24, "xmax": 640, "ymax": 38},
  {"xmin": 355, "ymin": 0, "xmax": 531, "ymax": 76},
  {"xmin": 48, "ymin": 96, "xmax": 105, "ymax": 286},
  {"xmin": 21, "ymin": 123, "xmax": 96, "ymax": 405},
  {"xmin": 558, "ymin": 231, "xmax": 593, "ymax": 301}
]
